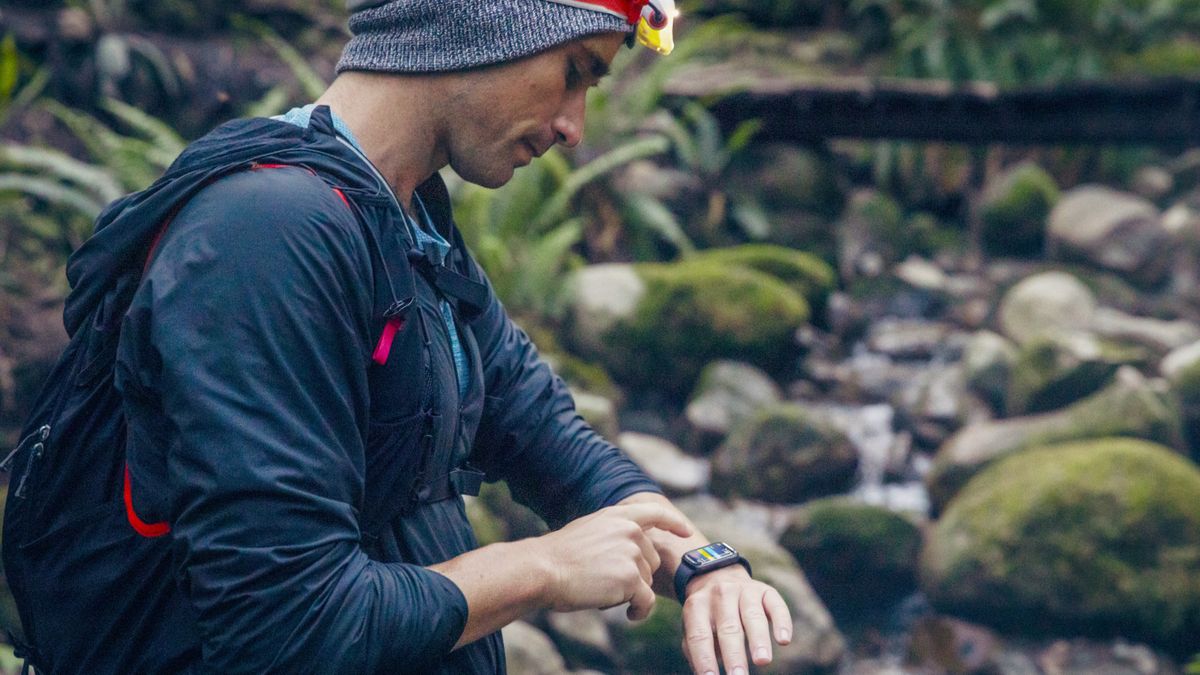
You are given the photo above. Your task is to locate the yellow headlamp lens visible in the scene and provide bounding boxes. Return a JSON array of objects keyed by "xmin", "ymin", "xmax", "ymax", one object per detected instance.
[{"xmin": 635, "ymin": 1, "xmax": 677, "ymax": 55}]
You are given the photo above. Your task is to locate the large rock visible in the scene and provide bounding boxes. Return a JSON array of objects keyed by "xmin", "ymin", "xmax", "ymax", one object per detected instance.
[
  {"xmin": 544, "ymin": 609, "xmax": 615, "ymax": 671},
  {"xmin": 502, "ymin": 621, "xmax": 570, "ymax": 675},
  {"xmin": 684, "ymin": 360, "xmax": 783, "ymax": 451},
  {"xmin": 921, "ymin": 438, "xmax": 1200, "ymax": 651},
  {"xmin": 689, "ymin": 244, "xmax": 836, "ymax": 310},
  {"xmin": 963, "ymin": 330, "xmax": 1019, "ymax": 413},
  {"xmin": 566, "ymin": 264, "xmax": 646, "ymax": 355},
  {"xmin": 779, "ymin": 498, "xmax": 922, "ymax": 606},
  {"xmin": 568, "ymin": 257, "xmax": 811, "ymax": 398},
  {"xmin": 711, "ymin": 404, "xmax": 858, "ymax": 504},
  {"xmin": 997, "ymin": 271, "xmax": 1097, "ymax": 346},
  {"xmin": 980, "ymin": 162, "xmax": 1060, "ymax": 256},
  {"xmin": 616, "ymin": 432, "xmax": 708, "ymax": 496},
  {"xmin": 1047, "ymin": 186, "xmax": 1171, "ymax": 285},
  {"xmin": 927, "ymin": 367, "xmax": 1185, "ymax": 511},
  {"xmin": 1166, "ymin": 347, "xmax": 1200, "ymax": 457},
  {"xmin": 1090, "ymin": 307, "xmax": 1200, "ymax": 357},
  {"xmin": 1004, "ymin": 334, "xmax": 1131, "ymax": 416}
]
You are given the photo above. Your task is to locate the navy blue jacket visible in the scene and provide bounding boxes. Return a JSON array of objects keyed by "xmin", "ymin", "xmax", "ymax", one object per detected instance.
[{"xmin": 55, "ymin": 106, "xmax": 661, "ymax": 673}]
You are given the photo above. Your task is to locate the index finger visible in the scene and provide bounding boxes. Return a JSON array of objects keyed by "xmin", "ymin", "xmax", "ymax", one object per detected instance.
[{"xmin": 613, "ymin": 503, "xmax": 693, "ymax": 538}]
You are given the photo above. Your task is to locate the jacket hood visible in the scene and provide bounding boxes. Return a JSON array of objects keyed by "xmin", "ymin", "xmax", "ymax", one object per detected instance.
[{"xmin": 63, "ymin": 106, "xmax": 389, "ymax": 337}]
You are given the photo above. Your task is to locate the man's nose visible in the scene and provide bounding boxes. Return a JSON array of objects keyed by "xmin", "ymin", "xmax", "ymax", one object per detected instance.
[{"xmin": 552, "ymin": 89, "xmax": 587, "ymax": 148}]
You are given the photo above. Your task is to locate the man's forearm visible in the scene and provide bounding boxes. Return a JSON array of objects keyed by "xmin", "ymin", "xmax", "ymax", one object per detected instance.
[{"xmin": 430, "ymin": 541, "xmax": 552, "ymax": 650}]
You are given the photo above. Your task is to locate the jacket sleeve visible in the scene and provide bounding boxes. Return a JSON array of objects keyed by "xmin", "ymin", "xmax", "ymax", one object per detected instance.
[
  {"xmin": 123, "ymin": 169, "xmax": 467, "ymax": 673},
  {"xmin": 467, "ymin": 260, "xmax": 662, "ymax": 530}
]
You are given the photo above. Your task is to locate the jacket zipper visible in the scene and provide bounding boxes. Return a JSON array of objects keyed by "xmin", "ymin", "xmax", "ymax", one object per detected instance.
[
  {"xmin": 1, "ymin": 424, "xmax": 50, "ymax": 474},
  {"xmin": 12, "ymin": 433, "xmax": 50, "ymax": 499}
]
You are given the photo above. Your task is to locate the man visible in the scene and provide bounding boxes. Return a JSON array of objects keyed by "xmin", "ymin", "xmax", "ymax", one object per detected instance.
[{"xmin": 57, "ymin": 0, "xmax": 791, "ymax": 672}]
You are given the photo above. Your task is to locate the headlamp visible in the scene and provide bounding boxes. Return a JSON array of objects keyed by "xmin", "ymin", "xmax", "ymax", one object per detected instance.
[{"xmin": 543, "ymin": 0, "xmax": 679, "ymax": 55}]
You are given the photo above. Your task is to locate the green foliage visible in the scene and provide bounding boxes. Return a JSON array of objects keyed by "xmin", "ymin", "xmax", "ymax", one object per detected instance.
[{"xmin": 450, "ymin": 136, "xmax": 669, "ymax": 319}]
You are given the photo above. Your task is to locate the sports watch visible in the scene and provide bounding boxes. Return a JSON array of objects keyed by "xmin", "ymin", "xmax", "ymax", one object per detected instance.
[{"xmin": 673, "ymin": 542, "xmax": 752, "ymax": 602}]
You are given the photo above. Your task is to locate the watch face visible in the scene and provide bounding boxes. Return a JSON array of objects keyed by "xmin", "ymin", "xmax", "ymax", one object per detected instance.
[{"xmin": 684, "ymin": 542, "xmax": 737, "ymax": 569}]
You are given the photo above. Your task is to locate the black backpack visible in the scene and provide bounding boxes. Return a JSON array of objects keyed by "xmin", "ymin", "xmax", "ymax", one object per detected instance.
[
  {"xmin": 2, "ymin": 210, "xmax": 204, "ymax": 672},
  {"xmin": 1, "ymin": 162, "xmax": 490, "ymax": 673}
]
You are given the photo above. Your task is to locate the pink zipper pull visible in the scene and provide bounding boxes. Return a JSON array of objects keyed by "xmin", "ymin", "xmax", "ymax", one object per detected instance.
[{"xmin": 372, "ymin": 316, "xmax": 406, "ymax": 365}]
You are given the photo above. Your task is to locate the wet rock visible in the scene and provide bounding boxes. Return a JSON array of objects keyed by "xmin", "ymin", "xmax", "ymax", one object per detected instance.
[
  {"xmin": 1132, "ymin": 165, "xmax": 1174, "ymax": 201},
  {"xmin": 711, "ymin": 403, "xmax": 858, "ymax": 504},
  {"xmin": 571, "ymin": 390, "xmax": 619, "ymax": 442},
  {"xmin": 1047, "ymin": 186, "xmax": 1172, "ymax": 286},
  {"xmin": 927, "ymin": 367, "xmax": 1185, "ymax": 511},
  {"xmin": 998, "ymin": 271, "xmax": 1097, "ymax": 346},
  {"xmin": 780, "ymin": 497, "xmax": 921, "ymax": 606},
  {"xmin": 616, "ymin": 432, "xmax": 708, "ymax": 496},
  {"xmin": 1090, "ymin": 307, "xmax": 1200, "ymax": 357},
  {"xmin": 922, "ymin": 438, "xmax": 1200, "ymax": 652},
  {"xmin": 1161, "ymin": 340, "xmax": 1200, "ymax": 380},
  {"xmin": 866, "ymin": 319, "xmax": 960, "ymax": 361},
  {"xmin": 685, "ymin": 360, "xmax": 783, "ymax": 451},
  {"xmin": 963, "ymin": 330, "xmax": 1019, "ymax": 413},
  {"xmin": 1165, "ymin": 347, "xmax": 1200, "ymax": 457},
  {"xmin": 1005, "ymin": 334, "xmax": 1131, "ymax": 416},
  {"xmin": 907, "ymin": 615, "xmax": 1001, "ymax": 674},
  {"xmin": 1034, "ymin": 639, "xmax": 1182, "ymax": 675},
  {"xmin": 544, "ymin": 610, "xmax": 614, "ymax": 670},
  {"xmin": 892, "ymin": 364, "xmax": 970, "ymax": 442},
  {"xmin": 606, "ymin": 597, "xmax": 690, "ymax": 674},
  {"xmin": 566, "ymin": 263, "xmax": 646, "ymax": 355},
  {"xmin": 502, "ymin": 621, "xmax": 570, "ymax": 675},
  {"xmin": 980, "ymin": 161, "xmax": 1060, "ymax": 256},
  {"xmin": 673, "ymin": 496, "xmax": 847, "ymax": 673}
]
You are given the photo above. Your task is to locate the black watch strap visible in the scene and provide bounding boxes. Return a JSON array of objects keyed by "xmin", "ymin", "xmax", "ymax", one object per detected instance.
[{"xmin": 673, "ymin": 543, "xmax": 752, "ymax": 603}]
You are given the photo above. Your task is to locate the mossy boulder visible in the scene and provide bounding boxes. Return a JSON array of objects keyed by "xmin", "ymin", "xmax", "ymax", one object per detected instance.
[
  {"xmin": 1168, "ymin": 351, "xmax": 1200, "ymax": 457},
  {"xmin": 922, "ymin": 439, "xmax": 1200, "ymax": 651},
  {"xmin": 1005, "ymin": 334, "xmax": 1138, "ymax": 416},
  {"xmin": 780, "ymin": 498, "xmax": 921, "ymax": 606},
  {"xmin": 980, "ymin": 162, "xmax": 1060, "ymax": 256},
  {"xmin": 963, "ymin": 331, "xmax": 1019, "ymax": 413},
  {"xmin": 928, "ymin": 367, "xmax": 1185, "ymax": 511},
  {"xmin": 690, "ymin": 244, "xmax": 836, "ymax": 310},
  {"xmin": 711, "ymin": 404, "xmax": 857, "ymax": 504},
  {"xmin": 685, "ymin": 360, "xmax": 783, "ymax": 452},
  {"xmin": 593, "ymin": 261, "xmax": 810, "ymax": 398},
  {"xmin": 998, "ymin": 271, "xmax": 1097, "ymax": 346}
]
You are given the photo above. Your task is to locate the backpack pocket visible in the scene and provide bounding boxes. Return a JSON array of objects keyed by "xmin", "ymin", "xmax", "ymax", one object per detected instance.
[{"xmin": 16, "ymin": 503, "xmax": 198, "ymax": 673}]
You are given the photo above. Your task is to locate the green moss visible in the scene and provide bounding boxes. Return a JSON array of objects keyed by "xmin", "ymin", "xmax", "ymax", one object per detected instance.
[
  {"xmin": 608, "ymin": 262, "xmax": 809, "ymax": 397},
  {"xmin": 923, "ymin": 439, "xmax": 1200, "ymax": 651},
  {"xmin": 691, "ymin": 244, "xmax": 836, "ymax": 308},
  {"xmin": 781, "ymin": 498, "xmax": 921, "ymax": 604},
  {"xmin": 980, "ymin": 163, "xmax": 1060, "ymax": 256},
  {"xmin": 1005, "ymin": 337, "xmax": 1123, "ymax": 415},
  {"xmin": 711, "ymin": 404, "xmax": 857, "ymax": 503}
]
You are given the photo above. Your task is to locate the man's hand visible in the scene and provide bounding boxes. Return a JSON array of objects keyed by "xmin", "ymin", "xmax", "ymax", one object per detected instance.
[
  {"xmin": 532, "ymin": 502, "xmax": 693, "ymax": 620},
  {"xmin": 680, "ymin": 566, "xmax": 792, "ymax": 675},
  {"xmin": 616, "ymin": 492, "xmax": 794, "ymax": 675}
]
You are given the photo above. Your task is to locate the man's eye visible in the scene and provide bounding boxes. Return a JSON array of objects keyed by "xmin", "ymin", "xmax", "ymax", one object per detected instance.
[{"xmin": 566, "ymin": 62, "xmax": 582, "ymax": 89}]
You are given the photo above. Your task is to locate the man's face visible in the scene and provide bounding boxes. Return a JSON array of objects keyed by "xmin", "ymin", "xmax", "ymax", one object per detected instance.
[{"xmin": 443, "ymin": 32, "xmax": 625, "ymax": 189}]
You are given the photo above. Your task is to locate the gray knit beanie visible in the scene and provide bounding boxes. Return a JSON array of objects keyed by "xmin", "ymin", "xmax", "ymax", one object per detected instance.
[{"xmin": 337, "ymin": 0, "xmax": 634, "ymax": 74}]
